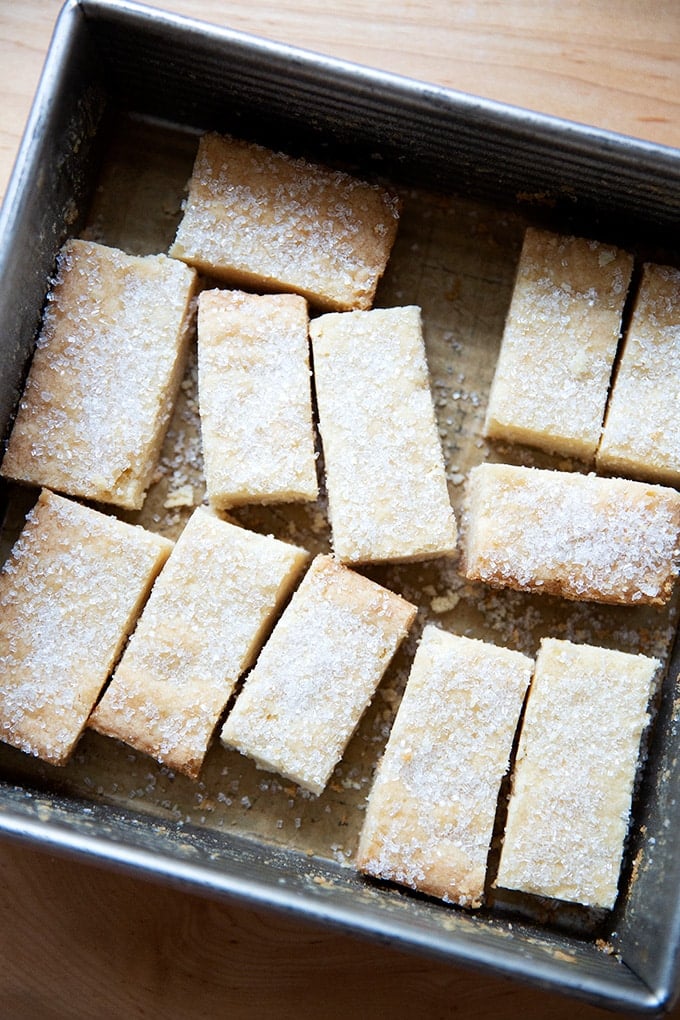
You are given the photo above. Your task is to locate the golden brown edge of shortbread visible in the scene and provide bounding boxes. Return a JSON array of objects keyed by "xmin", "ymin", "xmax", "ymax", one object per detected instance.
[
  {"xmin": 90, "ymin": 678, "xmax": 228, "ymax": 781},
  {"xmin": 357, "ymin": 823, "xmax": 488, "ymax": 907},
  {"xmin": 309, "ymin": 554, "xmax": 418, "ymax": 633},
  {"xmin": 483, "ymin": 419, "xmax": 598, "ymax": 463},
  {"xmin": 174, "ymin": 257, "xmax": 378, "ymax": 313},
  {"xmin": 595, "ymin": 452, "xmax": 680, "ymax": 491},
  {"xmin": 169, "ymin": 133, "xmax": 401, "ymax": 312}
]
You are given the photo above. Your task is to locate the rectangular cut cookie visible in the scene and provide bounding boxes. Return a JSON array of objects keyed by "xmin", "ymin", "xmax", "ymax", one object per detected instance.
[
  {"xmin": 463, "ymin": 463, "xmax": 680, "ymax": 605},
  {"xmin": 89, "ymin": 507, "xmax": 309, "ymax": 778},
  {"xmin": 0, "ymin": 238, "xmax": 197, "ymax": 510},
  {"xmin": 220, "ymin": 554, "xmax": 417, "ymax": 795},
  {"xmin": 169, "ymin": 132, "xmax": 400, "ymax": 311},
  {"xmin": 197, "ymin": 290, "xmax": 318, "ymax": 507},
  {"xmin": 496, "ymin": 638, "xmax": 658, "ymax": 909},
  {"xmin": 310, "ymin": 306, "xmax": 458, "ymax": 563},
  {"xmin": 0, "ymin": 488, "xmax": 172, "ymax": 765},
  {"xmin": 356, "ymin": 626, "xmax": 533, "ymax": 907},
  {"xmin": 484, "ymin": 228, "xmax": 633, "ymax": 460},
  {"xmin": 597, "ymin": 262, "xmax": 680, "ymax": 487}
]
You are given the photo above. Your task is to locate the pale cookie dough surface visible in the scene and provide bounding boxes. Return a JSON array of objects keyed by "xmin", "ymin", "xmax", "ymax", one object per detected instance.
[
  {"xmin": 357, "ymin": 626, "xmax": 532, "ymax": 907},
  {"xmin": 310, "ymin": 306, "xmax": 458, "ymax": 563},
  {"xmin": 220, "ymin": 555, "xmax": 417, "ymax": 795},
  {"xmin": 496, "ymin": 637, "xmax": 658, "ymax": 909},
  {"xmin": 463, "ymin": 463, "xmax": 680, "ymax": 605},
  {"xmin": 2, "ymin": 121, "xmax": 677, "ymax": 915},
  {"xmin": 484, "ymin": 228, "xmax": 632, "ymax": 460},
  {"xmin": 597, "ymin": 262, "xmax": 680, "ymax": 487},
  {"xmin": 169, "ymin": 132, "xmax": 400, "ymax": 311},
  {"xmin": 197, "ymin": 290, "xmax": 318, "ymax": 508},
  {"xmin": 0, "ymin": 489, "xmax": 172, "ymax": 765},
  {"xmin": 0, "ymin": 239, "xmax": 197, "ymax": 510},
  {"xmin": 89, "ymin": 508, "xmax": 309, "ymax": 778}
]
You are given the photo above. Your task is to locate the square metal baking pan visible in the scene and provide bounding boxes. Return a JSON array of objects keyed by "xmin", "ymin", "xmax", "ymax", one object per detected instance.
[{"xmin": 2, "ymin": 0, "xmax": 680, "ymax": 1013}]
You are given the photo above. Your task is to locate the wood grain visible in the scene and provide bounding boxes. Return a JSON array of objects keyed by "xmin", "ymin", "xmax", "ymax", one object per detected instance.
[
  {"xmin": 1, "ymin": 3, "xmax": 680, "ymax": 1018},
  {"xmin": 2, "ymin": 0, "xmax": 680, "ymax": 200},
  {"xmin": 0, "ymin": 841, "xmax": 620, "ymax": 1020}
]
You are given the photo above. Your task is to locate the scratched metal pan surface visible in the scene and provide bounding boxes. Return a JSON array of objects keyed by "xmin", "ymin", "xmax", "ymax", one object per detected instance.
[{"xmin": 1, "ymin": 0, "xmax": 680, "ymax": 1014}]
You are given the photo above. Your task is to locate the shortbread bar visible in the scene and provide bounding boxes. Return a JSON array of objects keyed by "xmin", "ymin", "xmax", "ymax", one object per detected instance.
[
  {"xmin": 310, "ymin": 306, "xmax": 458, "ymax": 563},
  {"xmin": 356, "ymin": 626, "xmax": 533, "ymax": 907},
  {"xmin": 197, "ymin": 290, "xmax": 318, "ymax": 508},
  {"xmin": 1, "ymin": 239, "xmax": 196, "ymax": 509},
  {"xmin": 220, "ymin": 555, "xmax": 417, "ymax": 795},
  {"xmin": 463, "ymin": 463, "xmax": 680, "ymax": 605},
  {"xmin": 0, "ymin": 489, "xmax": 172, "ymax": 765},
  {"xmin": 89, "ymin": 507, "xmax": 309, "ymax": 778},
  {"xmin": 597, "ymin": 262, "xmax": 680, "ymax": 487},
  {"xmin": 169, "ymin": 133, "xmax": 400, "ymax": 311},
  {"xmin": 484, "ymin": 228, "xmax": 633, "ymax": 460},
  {"xmin": 496, "ymin": 638, "xmax": 657, "ymax": 909}
]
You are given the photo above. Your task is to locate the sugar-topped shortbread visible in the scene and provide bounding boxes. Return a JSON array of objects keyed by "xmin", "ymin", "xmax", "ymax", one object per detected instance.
[
  {"xmin": 484, "ymin": 228, "xmax": 633, "ymax": 460},
  {"xmin": 310, "ymin": 306, "xmax": 457, "ymax": 563},
  {"xmin": 356, "ymin": 626, "xmax": 532, "ymax": 907},
  {"xmin": 169, "ymin": 133, "xmax": 400, "ymax": 312},
  {"xmin": 89, "ymin": 507, "xmax": 309, "ymax": 778},
  {"xmin": 220, "ymin": 555, "xmax": 417, "ymax": 795},
  {"xmin": 496, "ymin": 638, "xmax": 658, "ymax": 909},
  {"xmin": 197, "ymin": 290, "xmax": 318, "ymax": 508},
  {"xmin": 597, "ymin": 262, "xmax": 680, "ymax": 487},
  {"xmin": 463, "ymin": 463, "xmax": 680, "ymax": 605},
  {"xmin": 0, "ymin": 489, "xmax": 172, "ymax": 766},
  {"xmin": 0, "ymin": 239, "xmax": 197, "ymax": 509}
]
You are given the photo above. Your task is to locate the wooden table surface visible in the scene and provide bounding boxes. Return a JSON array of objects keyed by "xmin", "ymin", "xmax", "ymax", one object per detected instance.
[{"xmin": 1, "ymin": 2, "xmax": 680, "ymax": 1017}]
